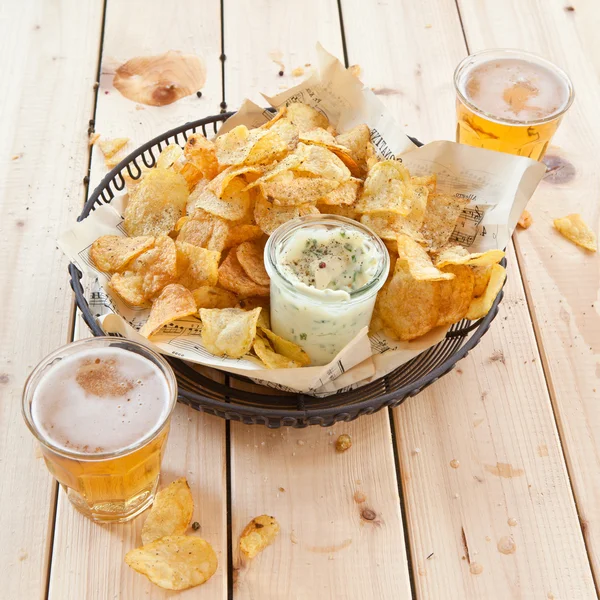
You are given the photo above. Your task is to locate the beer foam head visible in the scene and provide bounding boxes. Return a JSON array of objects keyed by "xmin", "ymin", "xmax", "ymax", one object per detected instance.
[
  {"xmin": 459, "ymin": 57, "xmax": 571, "ymax": 123},
  {"xmin": 32, "ymin": 347, "xmax": 171, "ymax": 454}
]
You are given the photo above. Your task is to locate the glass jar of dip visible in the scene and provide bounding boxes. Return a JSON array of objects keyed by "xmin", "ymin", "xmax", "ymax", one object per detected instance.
[{"xmin": 264, "ymin": 215, "xmax": 389, "ymax": 366}]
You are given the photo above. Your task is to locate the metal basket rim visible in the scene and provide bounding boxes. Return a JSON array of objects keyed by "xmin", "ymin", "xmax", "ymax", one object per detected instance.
[{"xmin": 68, "ymin": 111, "xmax": 505, "ymax": 426}]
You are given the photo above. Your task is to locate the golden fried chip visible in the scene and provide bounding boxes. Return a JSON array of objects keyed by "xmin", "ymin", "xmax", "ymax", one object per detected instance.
[
  {"xmin": 125, "ymin": 536, "xmax": 217, "ymax": 591},
  {"xmin": 436, "ymin": 265, "xmax": 475, "ymax": 326},
  {"xmin": 260, "ymin": 328, "xmax": 310, "ymax": 366},
  {"xmin": 90, "ymin": 235, "xmax": 154, "ymax": 273},
  {"xmin": 299, "ymin": 129, "xmax": 361, "ymax": 177},
  {"xmin": 553, "ymin": 213, "xmax": 597, "ymax": 251},
  {"xmin": 238, "ymin": 297, "xmax": 271, "ymax": 328},
  {"xmin": 216, "ymin": 125, "xmax": 289, "ymax": 167},
  {"xmin": 191, "ymin": 176, "xmax": 252, "ymax": 222},
  {"xmin": 239, "ymin": 515, "xmax": 280, "ymax": 559},
  {"xmin": 124, "ymin": 168, "xmax": 189, "ymax": 236},
  {"xmin": 207, "ymin": 165, "xmax": 263, "ymax": 198},
  {"xmin": 176, "ymin": 241, "xmax": 219, "ymax": 289},
  {"xmin": 435, "ymin": 246, "xmax": 505, "ymax": 269},
  {"xmin": 179, "ymin": 162, "xmax": 204, "ymax": 190},
  {"xmin": 336, "ymin": 124, "xmax": 371, "ymax": 175},
  {"xmin": 396, "ymin": 234, "xmax": 454, "ymax": 281},
  {"xmin": 472, "ymin": 265, "xmax": 492, "ymax": 297},
  {"xmin": 109, "ymin": 273, "xmax": 148, "ymax": 306},
  {"xmin": 177, "ymin": 210, "xmax": 230, "ymax": 253},
  {"xmin": 411, "ymin": 174, "xmax": 437, "ymax": 195},
  {"xmin": 236, "ymin": 240, "xmax": 270, "ymax": 286},
  {"xmin": 285, "ymin": 103, "xmax": 329, "ymax": 132},
  {"xmin": 419, "ymin": 193, "xmax": 468, "ymax": 250},
  {"xmin": 141, "ymin": 478, "xmax": 194, "ymax": 545},
  {"xmin": 294, "ymin": 143, "xmax": 350, "ymax": 181},
  {"xmin": 253, "ymin": 335, "xmax": 302, "ymax": 369},
  {"xmin": 199, "ymin": 307, "xmax": 262, "ymax": 358},
  {"xmin": 517, "ymin": 209, "xmax": 533, "ymax": 229},
  {"xmin": 128, "ymin": 235, "xmax": 178, "ymax": 299},
  {"xmin": 224, "ymin": 224, "xmax": 264, "ymax": 249},
  {"xmin": 317, "ymin": 202, "xmax": 359, "ymax": 220},
  {"xmin": 98, "ymin": 137, "xmax": 129, "ymax": 159},
  {"xmin": 139, "ymin": 284, "xmax": 197, "ymax": 338},
  {"xmin": 357, "ymin": 160, "xmax": 411, "ymax": 215},
  {"xmin": 254, "ymin": 193, "xmax": 319, "ymax": 234},
  {"xmin": 360, "ymin": 213, "xmax": 423, "ymax": 242},
  {"xmin": 377, "ymin": 261, "xmax": 440, "ymax": 341},
  {"xmin": 318, "ymin": 178, "xmax": 361, "ymax": 206},
  {"xmin": 218, "ymin": 250, "xmax": 270, "ymax": 297},
  {"xmin": 299, "ymin": 127, "xmax": 337, "ymax": 146},
  {"xmin": 184, "ymin": 133, "xmax": 219, "ymax": 180},
  {"xmin": 192, "ymin": 286, "xmax": 238, "ymax": 310},
  {"xmin": 156, "ymin": 143, "xmax": 184, "ymax": 170},
  {"xmin": 466, "ymin": 264, "xmax": 507, "ymax": 320},
  {"xmin": 262, "ymin": 172, "xmax": 340, "ymax": 206}
]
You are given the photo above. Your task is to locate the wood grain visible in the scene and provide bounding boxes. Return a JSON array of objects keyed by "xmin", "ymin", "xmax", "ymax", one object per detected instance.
[
  {"xmin": 47, "ymin": 2, "xmax": 228, "ymax": 599},
  {"xmin": 457, "ymin": 0, "xmax": 600, "ymax": 585},
  {"xmin": 0, "ymin": 1, "xmax": 103, "ymax": 598},
  {"xmin": 342, "ymin": 0, "xmax": 597, "ymax": 596},
  {"xmin": 224, "ymin": 1, "xmax": 412, "ymax": 597}
]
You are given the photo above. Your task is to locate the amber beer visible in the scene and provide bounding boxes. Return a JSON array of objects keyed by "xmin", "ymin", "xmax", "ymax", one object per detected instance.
[
  {"xmin": 23, "ymin": 338, "xmax": 177, "ymax": 523},
  {"xmin": 454, "ymin": 49, "xmax": 574, "ymax": 161}
]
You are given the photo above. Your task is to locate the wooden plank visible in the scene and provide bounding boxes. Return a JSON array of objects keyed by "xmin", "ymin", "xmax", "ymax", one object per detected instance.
[
  {"xmin": 456, "ymin": 0, "xmax": 600, "ymax": 584},
  {"xmin": 0, "ymin": 1, "xmax": 103, "ymax": 598},
  {"xmin": 224, "ymin": 2, "xmax": 412, "ymax": 598},
  {"xmin": 47, "ymin": 2, "xmax": 228, "ymax": 599},
  {"xmin": 341, "ymin": 0, "xmax": 597, "ymax": 596}
]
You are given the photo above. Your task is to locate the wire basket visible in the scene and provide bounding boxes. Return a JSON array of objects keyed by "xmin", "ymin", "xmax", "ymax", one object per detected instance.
[{"xmin": 68, "ymin": 111, "xmax": 505, "ymax": 428}]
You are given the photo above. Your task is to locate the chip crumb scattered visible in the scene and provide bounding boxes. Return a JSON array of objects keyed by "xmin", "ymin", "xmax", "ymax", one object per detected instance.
[
  {"xmin": 335, "ymin": 433, "xmax": 352, "ymax": 453},
  {"xmin": 425, "ymin": 23, "xmax": 432, "ymax": 28},
  {"xmin": 291, "ymin": 66, "xmax": 305, "ymax": 77},
  {"xmin": 279, "ymin": 486, "xmax": 285, "ymax": 492},
  {"xmin": 517, "ymin": 209, "xmax": 532, "ymax": 229},
  {"xmin": 89, "ymin": 132, "xmax": 100, "ymax": 146},
  {"xmin": 348, "ymin": 64, "xmax": 361, "ymax": 78}
]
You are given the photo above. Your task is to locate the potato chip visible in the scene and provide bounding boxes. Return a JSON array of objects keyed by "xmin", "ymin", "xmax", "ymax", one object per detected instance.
[
  {"xmin": 156, "ymin": 143, "xmax": 183, "ymax": 170},
  {"xmin": 436, "ymin": 265, "xmax": 475, "ymax": 326},
  {"xmin": 357, "ymin": 160, "xmax": 412, "ymax": 215},
  {"xmin": 411, "ymin": 174, "xmax": 437, "ymax": 195},
  {"xmin": 207, "ymin": 165, "xmax": 263, "ymax": 199},
  {"xmin": 264, "ymin": 119, "xmax": 299, "ymax": 151},
  {"xmin": 179, "ymin": 161, "xmax": 205, "ymax": 191},
  {"xmin": 125, "ymin": 535, "xmax": 217, "ymax": 591},
  {"xmin": 191, "ymin": 176, "xmax": 252, "ymax": 222},
  {"xmin": 260, "ymin": 328, "xmax": 310, "ymax": 366},
  {"xmin": 124, "ymin": 168, "xmax": 189, "ymax": 236},
  {"xmin": 90, "ymin": 235, "xmax": 154, "ymax": 273},
  {"xmin": 517, "ymin": 209, "xmax": 533, "ymax": 229},
  {"xmin": 360, "ymin": 213, "xmax": 424, "ymax": 242},
  {"xmin": 466, "ymin": 264, "xmax": 507, "ymax": 320},
  {"xmin": 299, "ymin": 127, "xmax": 337, "ymax": 146},
  {"xmin": 224, "ymin": 223, "xmax": 264, "ymax": 249},
  {"xmin": 472, "ymin": 265, "xmax": 492, "ymax": 297},
  {"xmin": 396, "ymin": 234, "xmax": 454, "ymax": 281},
  {"xmin": 139, "ymin": 284, "xmax": 197, "ymax": 338},
  {"xmin": 192, "ymin": 286, "xmax": 238, "ymax": 310},
  {"xmin": 299, "ymin": 129, "xmax": 361, "ymax": 177},
  {"xmin": 98, "ymin": 137, "xmax": 129, "ymax": 159},
  {"xmin": 141, "ymin": 478, "xmax": 194, "ymax": 545},
  {"xmin": 238, "ymin": 297, "xmax": 271, "ymax": 328},
  {"xmin": 236, "ymin": 240, "xmax": 270, "ymax": 286},
  {"xmin": 128, "ymin": 235, "xmax": 178, "ymax": 299},
  {"xmin": 285, "ymin": 103, "xmax": 329, "ymax": 132},
  {"xmin": 336, "ymin": 124, "xmax": 371, "ymax": 171},
  {"xmin": 254, "ymin": 193, "xmax": 319, "ymax": 234},
  {"xmin": 317, "ymin": 202, "xmax": 359, "ymax": 220},
  {"xmin": 419, "ymin": 193, "xmax": 468, "ymax": 250},
  {"xmin": 435, "ymin": 246, "xmax": 505, "ymax": 269},
  {"xmin": 184, "ymin": 133, "xmax": 219, "ymax": 180},
  {"xmin": 239, "ymin": 515, "xmax": 280, "ymax": 559},
  {"xmin": 215, "ymin": 125, "xmax": 289, "ymax": 167},
  {"xmin": 218, "ymin": 250, "xmax": 270, "ymax": 297},
  {"xmin": 177, "ymin": 210, "xmax": 230, "ymax": 253},
  {"xmin": 109, "ymin": 273, "xmax": 148, "ymax": 307},
  {"xmin": 253, "ymin": 335, "xmax": 302, "ymax": 369},
  {"xmin": 176, "ymin": 241, "xmax": 220, "ymax": 289},
  {"xmin": 262, "ymin": 172, "xmax": 340, "ymax": 206},
  {"xmin": 199, "ymin": 307, "xmax": 262, "ymax": 358},
  {"xmin": 318, "ymin": 178, "xmax": 361, "ymax": 206},
  {"xmin": 377, "ymin": 261, "xmax": 440, "ymax": 341},
  {"xmin": 294, "ymin": 143, "xmax": 350, "ymax": 181},
  {"xmin": 553, "ymin": 213, "xmax": 597, "ymax": 251}
]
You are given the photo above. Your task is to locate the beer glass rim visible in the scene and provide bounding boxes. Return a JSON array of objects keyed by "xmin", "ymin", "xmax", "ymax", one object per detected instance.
[
  {"xmin": 454, "ymin": 48, "xmax": 575, "ymax": 126},
  {"xmin": 22, "ymin": 336, "xmax": 178, "ymax": 461}
]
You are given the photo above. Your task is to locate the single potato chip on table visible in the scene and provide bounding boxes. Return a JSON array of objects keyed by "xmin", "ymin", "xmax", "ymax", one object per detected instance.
[
  {"xmin": 139, "ymin": 284, "xmax": 197, "ymax": 338},
  {"xmin": 553, "ymin": 213, "xmax": 597, "ymax": 252},
  {"xmin": 141, "ymin": 477, "xmax": 194, "ymax": 545},
  {"xmin": 199, "ymin": 307, "xmax": 262, "ymax": 359},
  {"xmin": 125, "ymin": 535, "xmax": 217, "ymax": 591},
  {"xmin": 239, "ymin": 515, "xmax": 280, "ymax": 559}
]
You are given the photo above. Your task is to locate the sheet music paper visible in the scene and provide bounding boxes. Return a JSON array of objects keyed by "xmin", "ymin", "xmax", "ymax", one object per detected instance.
[{"xmin": 59, "ymin": 45, "xmax": 546, "ymax": 396}]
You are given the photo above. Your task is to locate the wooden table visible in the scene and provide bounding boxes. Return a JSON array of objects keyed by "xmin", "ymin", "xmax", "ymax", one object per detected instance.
[{"xmin": 3, "ymin": 1, "xmax": 599, "ymax": 598}]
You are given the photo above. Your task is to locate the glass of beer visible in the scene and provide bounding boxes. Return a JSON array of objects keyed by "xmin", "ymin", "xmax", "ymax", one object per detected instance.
[
  {"xmin": 454, "ymin": 49, "xmax": 574, "ymax": 161},
  {"xmin": 22, "ymin": 337, "xmax": 177, "ymax": 523}
]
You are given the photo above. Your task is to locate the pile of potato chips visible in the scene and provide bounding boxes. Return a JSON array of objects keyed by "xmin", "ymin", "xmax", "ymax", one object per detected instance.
[
  {"xmin": 125, "ymin": 478, "xmax": 218, "ymax": 590},
  {"xmin": 90, "ymin": 102, "xmax": 507, "ymax": 367}
]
